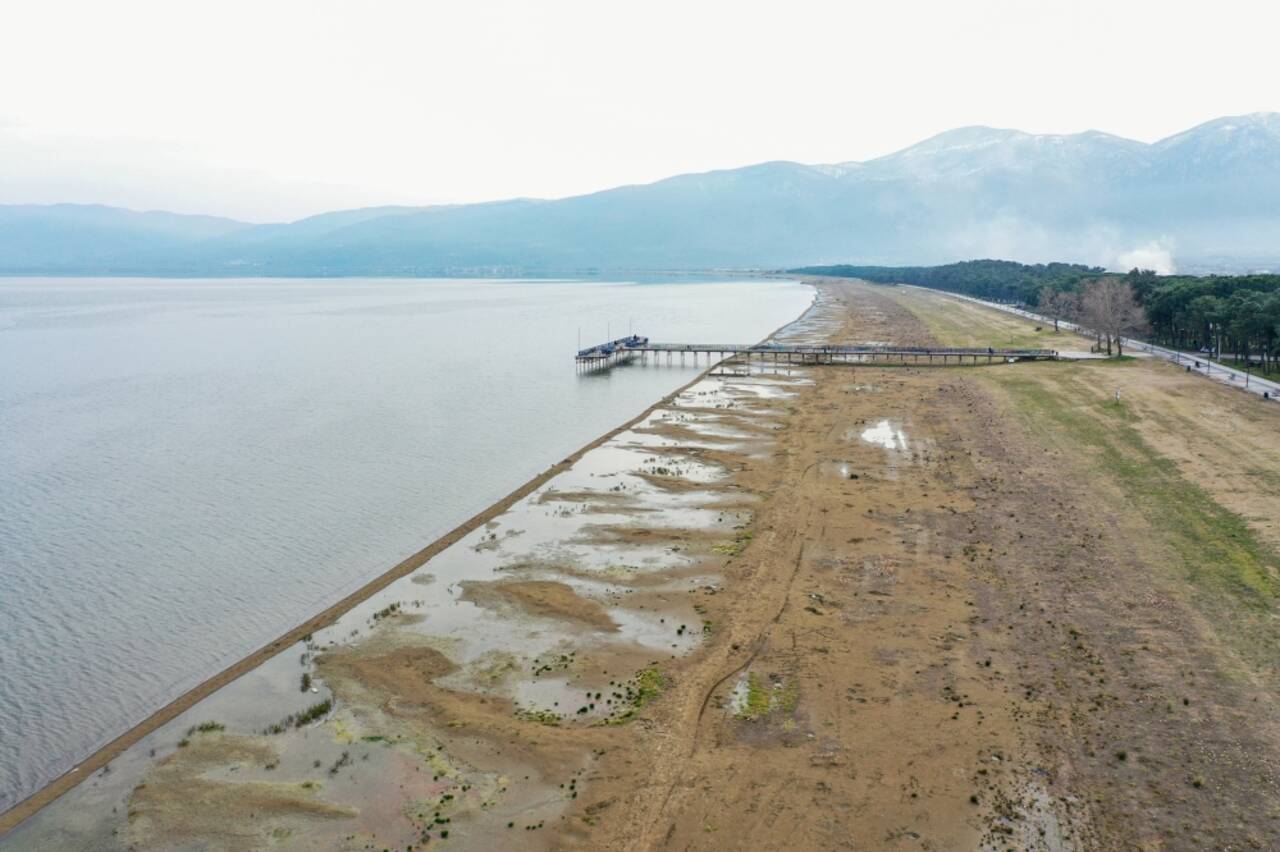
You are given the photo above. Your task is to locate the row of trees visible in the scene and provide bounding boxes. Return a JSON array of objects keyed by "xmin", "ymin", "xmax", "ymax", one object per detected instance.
[
  {"xmin": 1038, "ymin": 269, "xmax": 1280, "ymax": 367},
  {"xmin": 794, "ymin": 260, "xmax": 1103, "ymax": 303},
  {"xmin": 1126, "ymin": 271, "xmax": 1280, "ymax": 369},
  {"xmin": 1037, "ymin": 278, "xmax": 1147, "ymax": 356},
  {"xmin": 795, "ymin": 260, "xmax": 1280, "ymax": 367}
]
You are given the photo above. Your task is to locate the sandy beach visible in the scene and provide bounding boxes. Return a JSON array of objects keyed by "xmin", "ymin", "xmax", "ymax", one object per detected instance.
[{"xmin": 5, "ymin": 280, "xmax": 1280, "ymax": 850}]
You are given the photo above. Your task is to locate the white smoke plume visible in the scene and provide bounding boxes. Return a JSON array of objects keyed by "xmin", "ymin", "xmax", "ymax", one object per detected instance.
[
  {"xmin": 1114, "ymin": 240, "xmax": 1177, "ymax": 274},
  {"xmin": 939, "ymin": 218, "xmax": 1184, "ymax": 276}
]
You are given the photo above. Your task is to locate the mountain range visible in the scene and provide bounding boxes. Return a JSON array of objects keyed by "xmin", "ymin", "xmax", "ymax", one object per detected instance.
[{"xmin": 3, "ymin": 113, "xmax": 1279, "ymax": 275}]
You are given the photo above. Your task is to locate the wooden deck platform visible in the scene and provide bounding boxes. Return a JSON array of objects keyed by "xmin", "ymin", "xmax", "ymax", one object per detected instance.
[{"xmin": 575, "ymin": 335, "xmax": 1057, "ymax": 370}]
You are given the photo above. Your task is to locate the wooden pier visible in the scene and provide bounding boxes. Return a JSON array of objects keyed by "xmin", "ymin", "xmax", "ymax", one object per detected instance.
[{"xmin": 576, "ymin": 335, "xmax": 1057, "ymax": 371}]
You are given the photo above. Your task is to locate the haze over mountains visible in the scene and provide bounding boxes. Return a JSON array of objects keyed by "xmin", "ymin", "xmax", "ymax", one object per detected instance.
[{"xmin": 3, "ymin": 113, "xmax": 1279, "ymax": 276}]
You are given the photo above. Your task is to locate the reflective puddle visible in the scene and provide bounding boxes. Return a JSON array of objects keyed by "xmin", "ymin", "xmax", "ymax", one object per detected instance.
[
  {"xmin": 859, "ymin": 419, "xmax": 910, "ymax": 451},
  {"xmin": 818, "ymin": 461, "xmax": 861, "ymax": 480}
]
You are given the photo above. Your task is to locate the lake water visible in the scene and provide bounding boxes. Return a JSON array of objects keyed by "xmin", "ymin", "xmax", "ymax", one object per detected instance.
[{"xmin": 0, "ymin": 276, "xmax": 811, "ymax": 814}]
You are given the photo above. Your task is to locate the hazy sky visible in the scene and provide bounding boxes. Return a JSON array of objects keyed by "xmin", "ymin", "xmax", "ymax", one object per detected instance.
[{"xmin": 3, "ymin": 0, "xmax": 1276, "ymax": 222}]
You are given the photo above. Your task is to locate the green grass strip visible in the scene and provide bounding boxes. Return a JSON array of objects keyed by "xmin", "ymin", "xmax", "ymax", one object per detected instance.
[{"xmin": 992, "ymin": 366, "xmax": 1280, "ymax": 672}]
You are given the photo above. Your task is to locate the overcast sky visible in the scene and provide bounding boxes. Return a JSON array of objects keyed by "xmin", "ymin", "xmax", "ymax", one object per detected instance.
[{"xmin": 2, "ymin": 0, "xmax": 1276, "ymax": 222}]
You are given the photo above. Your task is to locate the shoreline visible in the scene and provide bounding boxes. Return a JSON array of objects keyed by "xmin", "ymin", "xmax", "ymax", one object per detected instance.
[
  {"xmin": 10, "ymin": 280, "xmax": 1278, "ymax": 847},
  {"xmin": 0, "ymin": 284, "xmax": 815, "ymax": 837}
]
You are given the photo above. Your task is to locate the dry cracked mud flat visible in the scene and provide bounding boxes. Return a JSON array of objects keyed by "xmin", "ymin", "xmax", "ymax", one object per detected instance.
[{"xmin": 5, "ymin": 280, "xmax": 1279, "ymax": 851}]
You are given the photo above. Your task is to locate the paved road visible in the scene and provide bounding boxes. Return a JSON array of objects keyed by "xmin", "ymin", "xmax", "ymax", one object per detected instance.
[{"xmin": 913, "ymin": 286, "xmax": 1280, "ymax": 401}]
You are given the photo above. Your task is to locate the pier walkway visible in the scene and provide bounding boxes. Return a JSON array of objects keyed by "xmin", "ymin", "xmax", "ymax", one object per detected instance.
[{"xmin": 575, "ymin": 335, "xmax": 1058, "ymax": 370}]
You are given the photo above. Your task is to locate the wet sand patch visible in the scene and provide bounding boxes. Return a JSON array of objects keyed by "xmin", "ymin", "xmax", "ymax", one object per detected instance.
[
  {"xmin": 536, "ymin": 489, "xmax": 635, "ymax": 505},
  {"xmin": 122, "ymin": 735, "xmax": 355, "ymax": 848},
  {"xmin": 459, "ymin": 579, "xmax": 619, "ymax": 632}
]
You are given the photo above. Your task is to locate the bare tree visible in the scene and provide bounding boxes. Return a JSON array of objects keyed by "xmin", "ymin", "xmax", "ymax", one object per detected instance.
[
  {"xmin": 1037, "ymin": 288, "xmax": 1077, "ymax": 332},
  {"xmin": 1081, "ymin": 278, "xmax": 1147, "ymax": 356}
]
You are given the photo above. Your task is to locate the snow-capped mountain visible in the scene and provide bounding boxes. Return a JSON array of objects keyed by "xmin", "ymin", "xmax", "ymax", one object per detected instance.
[{"xmin": 4, "ymin": 114, "xmax": 1279, "ymax": 274}]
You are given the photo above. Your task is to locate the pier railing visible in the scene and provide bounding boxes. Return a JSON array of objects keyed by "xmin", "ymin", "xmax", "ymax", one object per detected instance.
[{"xmin": 575, "ymin": 338, "xmax": 1058, "ymax": 369}]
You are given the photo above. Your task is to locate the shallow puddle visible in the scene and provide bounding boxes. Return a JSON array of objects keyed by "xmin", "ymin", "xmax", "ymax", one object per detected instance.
[
  {"xmin": 818, "ymin": 460, "xmax": 862, "ymax": 480},
  {"xmin": 858, "ymin": 419, "xmax": 910, "ymax": 451}
]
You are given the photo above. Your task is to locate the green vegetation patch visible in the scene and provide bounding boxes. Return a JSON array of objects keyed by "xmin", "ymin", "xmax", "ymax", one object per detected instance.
[
  {"xmin": 263, "ymin": 698, "xmax": 333, "ymax": 734},
  {"xmin": 739, "ymin": 673, "xmax": 772, "ymax": 720},
  {"xmin": 294, "ymin": 698, "xmax": 333, "ymax": 726},
  {"xmin": 632, "ymin": 666, "xmax": 666, "ymax": 706},
  {"xmin": 712, "ymin": 529, "xmax": 754, "ymax": 556},
  {"xmin": 734, "ymin": 672, "xmax": 800, "ymax": 722},
  {"xmin": 990, "ymin": 367, "xmax": 1280, "ymax": 672},
  {"xmin": 515, "ymin": 707, "xmax": 562, "ymax": 727},
  {"xmin": 371, "ymin": 601, "xmax": 402, "ymax": 621},
  {"xmin": 604, "ymin": 665, "xmax": 669, "ymax": 725}
]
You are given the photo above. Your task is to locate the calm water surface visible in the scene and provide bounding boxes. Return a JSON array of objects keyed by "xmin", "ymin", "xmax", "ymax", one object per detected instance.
[{"xmin": 0, "ymin": 276, "xmax": 811, "ymax": 812}]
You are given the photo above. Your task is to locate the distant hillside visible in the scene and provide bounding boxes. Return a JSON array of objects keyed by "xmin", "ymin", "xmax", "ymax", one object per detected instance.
[
  {"xmin": 0, "ymin": 204, "xmax": 251, "ymax": 273},
  {"xmin": 4, "ymin": 113, "xmax": 1280, "ymax": 275}
]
